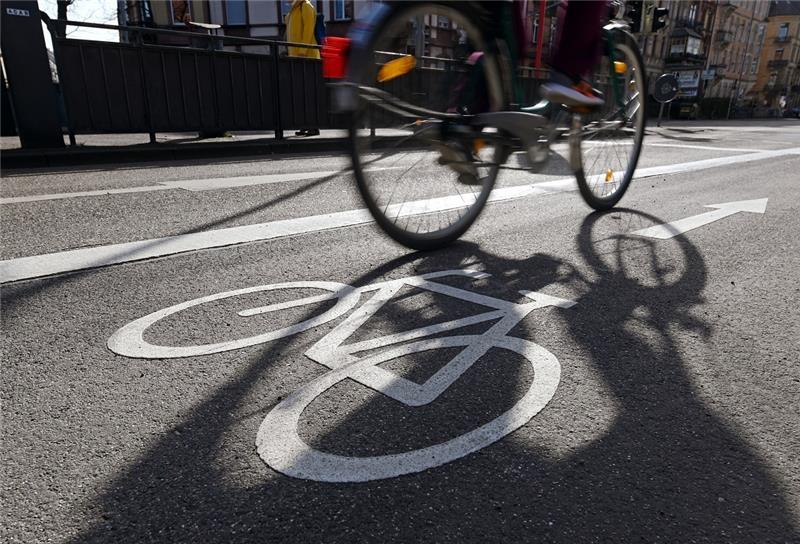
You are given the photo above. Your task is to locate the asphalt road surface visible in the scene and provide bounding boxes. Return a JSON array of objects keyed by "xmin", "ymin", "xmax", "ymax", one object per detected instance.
[{"xmin": 2, "ymin": 120, "xmax": 800, "ymax": 543}]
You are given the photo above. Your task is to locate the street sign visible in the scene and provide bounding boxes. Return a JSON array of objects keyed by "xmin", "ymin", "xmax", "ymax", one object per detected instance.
[{"xmin": 654, "ymin": 73, "xmax": 679, "ymax": 104}]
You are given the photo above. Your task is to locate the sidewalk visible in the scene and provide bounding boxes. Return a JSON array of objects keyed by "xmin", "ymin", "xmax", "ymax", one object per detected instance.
[{"xmin": 0, "ymin": 129, "xmax": 354, "ymax": 169}]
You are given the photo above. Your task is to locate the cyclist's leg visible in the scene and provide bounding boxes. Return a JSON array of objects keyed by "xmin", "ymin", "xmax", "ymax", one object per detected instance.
[{"xmin": 541, "ymin": 0, "xmax": 609, "ymax": 107}]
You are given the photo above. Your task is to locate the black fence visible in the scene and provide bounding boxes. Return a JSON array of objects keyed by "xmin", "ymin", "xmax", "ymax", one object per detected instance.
[{"xmin": 44, "ymin": 18, "xmax": 330, "ymax": 143}]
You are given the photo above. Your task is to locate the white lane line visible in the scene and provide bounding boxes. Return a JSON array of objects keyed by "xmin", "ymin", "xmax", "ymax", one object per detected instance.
[
  {"xmin": 632, "ymin": 146, "xmax": 799, "ymax": 178},
  {"xmin": 0, "ymin": 172, "xmax": 336, "ymax": 204},
  {"xmin": 160, "ymin": 171, "xmax": 342, "ymax": 191},
  {"xmin": 0, "ymin": 167, "xmax": 396, "ymax": 204},
  {"xmin": 646, "ymin": 143, "xmax": 763, "ymax": 153},
  {"xmin": 0, "ymin": 185, "xmax": 171, "ymax": 204},
  {"xmin": 0, "ymin": 209, "xmax": 372, "ymax": 283},
  {"xmin": 1, "ymin": 146, "xmax": 798, "ymax": 283}
]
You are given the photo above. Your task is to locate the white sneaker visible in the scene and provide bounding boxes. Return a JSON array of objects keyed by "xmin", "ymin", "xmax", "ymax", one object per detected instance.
[{"xmin": 541, "ymin": 80, "xmax": 604, "ymax": 108}]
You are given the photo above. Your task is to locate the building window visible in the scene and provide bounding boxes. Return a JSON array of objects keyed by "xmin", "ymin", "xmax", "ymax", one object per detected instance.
[
  {"xmin": 169, "ymin": 0, "xmax": 192, "ymax": 25},
  {"xmin": 332, "ymin": 0, "xmax": 353, "ymax": 21},
  {"xmin": 670, "ymin": 38, "xmax": 685, "ymax": 55},
  {"xmin": 279, "ymin": 1, "xmax": 292, "ymax": 21},
  {"xmin": 688, "ymin": 3, "xmax": 697, "ymax": 23},
  {"xmin": 225, "ymin": 0, "xmax": 247, "ymax": 25},
  {"xmin": 686, "ymin": 36, "xmax": 701, "ymax": 55},
  {"xmin": 778, "ymin": 23, "xmax": 789, "ymax": 40},
  {"xmin": 775, "ymin": 48, "xmax": 784, "ymax": 60}
]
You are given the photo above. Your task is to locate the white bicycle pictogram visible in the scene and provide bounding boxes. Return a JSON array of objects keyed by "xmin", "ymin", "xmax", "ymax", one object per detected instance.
[{"xmin": 108, "ymin": 269, "xmax": 576, "ymax": 482}]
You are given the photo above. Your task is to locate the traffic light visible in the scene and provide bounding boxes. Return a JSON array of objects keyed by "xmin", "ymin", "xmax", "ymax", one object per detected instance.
[
  {"xmin": 626, "ymin": 0, "xmax": 643, "ymax": 33},
  {"xmin": 652, "ymin": 7, "xmax": 669, "ymax": 32}
]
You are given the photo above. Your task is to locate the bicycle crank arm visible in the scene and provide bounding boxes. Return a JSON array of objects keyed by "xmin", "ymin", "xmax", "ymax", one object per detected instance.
[
  {"xmin": 473, "ymin": 111, "xmax": 550, "ymax": 164},
  {"xmin": 472, "ymin": 111, "xmax": 548, "ymax": 138}
]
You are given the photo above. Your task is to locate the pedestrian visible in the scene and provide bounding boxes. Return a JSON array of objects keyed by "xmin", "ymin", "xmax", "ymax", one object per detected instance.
[{"xmin": 286, "ymin": 0, "xmax": 321, "ymax": 136}]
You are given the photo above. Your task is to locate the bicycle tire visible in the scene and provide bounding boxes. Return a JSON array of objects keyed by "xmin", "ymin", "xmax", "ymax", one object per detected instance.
[
  {"xmin": 574, "ymin": 29, "xmax": 646, "ymax": 211},
  {"xmin": 348, "ymin": 2, "xmax": 508, "ymax": 251}
]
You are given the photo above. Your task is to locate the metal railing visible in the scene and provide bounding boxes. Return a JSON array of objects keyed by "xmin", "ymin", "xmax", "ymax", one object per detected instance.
[{"xmin": 42, "ymin": 16, "xmax": 328, "ymax": 144}]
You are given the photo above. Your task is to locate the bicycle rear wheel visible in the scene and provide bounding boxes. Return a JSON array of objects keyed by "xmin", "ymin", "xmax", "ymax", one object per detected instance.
[
  {"xmin": 574, "ymin": 29, "xmax": 646, "ymax": 210},
  {"xmin": 348, "ymin": 3, "xmax": 507, "ymax": 250}
]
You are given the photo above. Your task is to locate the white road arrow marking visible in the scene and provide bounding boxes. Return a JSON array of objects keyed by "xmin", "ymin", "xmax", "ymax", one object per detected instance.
[{"xmin": 632, "ymin": 198, "xmax": 768, "ymax": 240}]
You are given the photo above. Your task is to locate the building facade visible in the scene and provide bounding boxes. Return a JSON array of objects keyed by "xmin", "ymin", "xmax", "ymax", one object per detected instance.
[
  {"xmin": 753, "ymin": 0, "xmax": 800, "ymax": 112},
  {"xmin": 703, "ymin": 0, "xmax": 770, "ymax": 108}
]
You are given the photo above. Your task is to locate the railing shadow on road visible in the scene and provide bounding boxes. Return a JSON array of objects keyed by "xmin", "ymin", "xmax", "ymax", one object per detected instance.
[
  {"xmin": 1, "ymin": 145, "xmax": 352, "ymax": 177},
  {"xmin": 1, "ymin": 163, "xmax": 364, "ymax": 313},
  {"xmin": 59, "ymin": 210, "xmax": 799, "ymax": 543}
]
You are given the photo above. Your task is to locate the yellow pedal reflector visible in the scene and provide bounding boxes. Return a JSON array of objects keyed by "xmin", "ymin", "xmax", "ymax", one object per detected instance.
[
  {"xmin": 605, "ymin": 168, "xmax": 614, "ymax": 182},
  {"xmin": 378, "ymin": 55, "xmax": 416, "ymax": 83},
  {"xmin": 614, "ymin": 61, "xmax": 627, "ymax": 74},
  {"xmin": 473, "ymin": 139, "xmax": 486, "ymax": 154}
]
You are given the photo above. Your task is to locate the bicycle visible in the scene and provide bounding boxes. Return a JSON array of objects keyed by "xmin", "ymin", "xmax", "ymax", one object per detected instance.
[
  {"xmin": 324, "ymin": 1, "xmax": 646, "ymax": 250},
  {"xmin": 107, "ymin": 269, "xmax": 576, "ymax": 482}
]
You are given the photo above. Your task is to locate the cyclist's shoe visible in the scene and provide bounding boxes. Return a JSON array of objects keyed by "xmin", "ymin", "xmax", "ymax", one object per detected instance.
[
  {"xmin": 434, "ymin": 140, "xmax": 480, "ymax": 184},
  {"xmin": 540, "ymin": 77, "xmax": 604, "ymax": 109}
]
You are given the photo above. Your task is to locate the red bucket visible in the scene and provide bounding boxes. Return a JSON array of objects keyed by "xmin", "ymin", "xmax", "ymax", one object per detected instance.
[{"xmin": 321, "ymin": 37, "xmax": 351, "ymax": 79}]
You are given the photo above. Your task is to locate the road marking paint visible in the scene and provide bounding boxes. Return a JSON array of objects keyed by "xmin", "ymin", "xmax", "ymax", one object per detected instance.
[
  {"xmin": 0, "ymin": 208, "xmax": 372, "ymax": 283},
  {"xmin": 0, "ymin": 185, "xmax": 171, "ymax": 204},
  {"xmin": 0, "ymin": 167, "xmax": 396, "ymax": 204},
  {"xmin": 632, "ymin": 198, "xmax": 768, "ymax": 239},
  {"xmin": 633, "ymin": 146, "xmax": 799, "ymax": 179},
  {"xmin": 1, "ymin": 147, "xmax": 798, "ymax": 283},
  {"xmin": 107, "ymin": 270, "xmax": 574, "ymax": 481},
  {"xmin": 160, "ymin": 171, "xmax": 342, "ymax": 191},
  {"xmin": 646, "ymin": 143, "xmax": 763, "ymax": 153}
]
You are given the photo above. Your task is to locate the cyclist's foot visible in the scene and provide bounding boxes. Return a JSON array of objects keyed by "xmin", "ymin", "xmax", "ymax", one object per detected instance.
[
  {"xmin": 540, "ymin": 73, "xmax": 604, "ymax": 109},
  {"xmin": 434, "ymin": 141, "xmax": 480, "ymax": 184}
]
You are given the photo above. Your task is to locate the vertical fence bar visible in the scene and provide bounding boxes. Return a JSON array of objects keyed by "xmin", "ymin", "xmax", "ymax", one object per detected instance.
[
  {"xmin": 134, "ymin": 31, "xmax": 156, "ymax": 143},
  {"xmin": 118, "ymin": 48, "xmax": 134, "ymax": 129},
  {"xmin": 228, "ymin": 56, "xmax": 237, "ymax": 126},
  {"xmin": 177, "ymin": 53, "xmax": 188, "ymax": 128},
  {"xmin": 208, "ymin": 48, "xmax": 221, "ymax": 133},
  {"xmin": 256, "ymin": 59, "xmax": 265, "ymax": 128},
  {"xmin": 242, "ymin": 56, "xmax": 251, "ymax": 127},
  {"xmin": 98, "ymin": 48, "xmax": 114, "ymax": 130},
  {"xmin": 50, "ymin": 33, "xmax": 77, "ymax": 146},
  {"xmin": 193, "ymin": 52, "xmax": 204, "ymax": 129},
  {"xmin": 160, "ymin": 51, "xmax": 172, "ymax": 130},
  {"xmin": 77, "ymin": 44, "xmax": 97, "ymax": 131},
  {"xmin": 271, "ymin": 43, "xmax": 283, "ymax": 140}
]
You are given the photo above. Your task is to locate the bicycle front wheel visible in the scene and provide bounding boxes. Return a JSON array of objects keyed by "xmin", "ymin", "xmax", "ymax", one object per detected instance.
[
  {"xmin": 574, "ymin": 29, "xmax": 646, "ymax": 210},
  {"xmin": 348, "ymin": 2, "xmax": 507, "ymax": 250}
]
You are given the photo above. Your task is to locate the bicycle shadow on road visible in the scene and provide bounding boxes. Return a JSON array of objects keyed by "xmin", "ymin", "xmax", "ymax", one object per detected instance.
[{"xmin": 64, "ymin": 210, "xmax": 799, "ymax": 543}]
